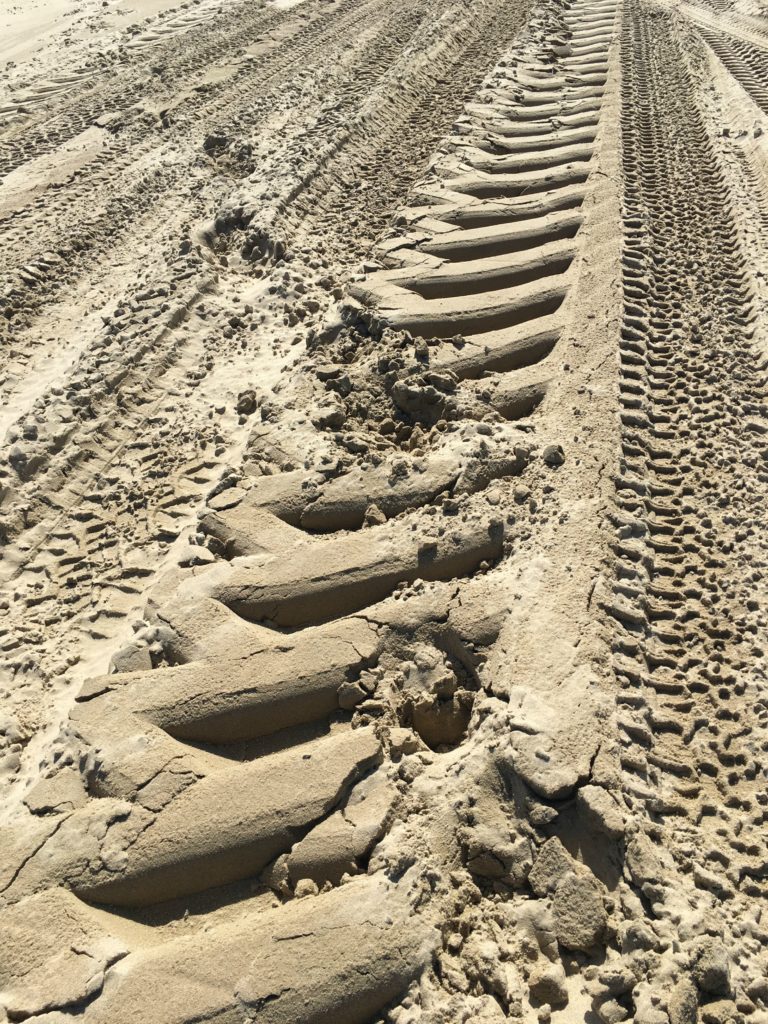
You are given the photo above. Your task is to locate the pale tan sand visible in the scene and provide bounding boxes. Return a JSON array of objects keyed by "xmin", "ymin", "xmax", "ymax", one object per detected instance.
[{"xmin": 1, "ymin": 0, "xmax": 767, "ymax": 1020}]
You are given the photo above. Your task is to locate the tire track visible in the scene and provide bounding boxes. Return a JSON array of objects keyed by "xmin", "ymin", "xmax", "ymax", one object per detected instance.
[
  {"xmin": 607, "ymin": 0, "xmax": 768, "ymax": 1002},
  {"xmin": 0, "ymin": 0, "xmax": 245, "ymax": 129},
  {"xmin": 344, "ymin": 0, "xmax": 617, "ymax": 409},
  {"xmin": 698, "ymin": 24, "xmax": 768, "ymax": 113},
  {"xmin": 273, "ymin": 0, "xmax": 554, "ymax": 269},
  {"xmin": 0, "ymin": 0, "xmax": 386, "ymax": 344},
  {"xmin": 0, "ymin": 2, "xmax": 628, "ymax": 1021},
  {"xmin": 0, "ymin": 0, "xmax": 294, "ymax": 176},
  {"xmin": 0, "ymin": 0, "xmax": 474, "ymax": 485},
  {"xmin": 0, "ymin": 0, "xmax": 542, "ymax": 747}
]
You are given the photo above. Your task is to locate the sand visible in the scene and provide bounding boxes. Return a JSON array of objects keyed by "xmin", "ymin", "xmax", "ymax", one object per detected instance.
[{"xmin": 0, "ymin": 0, "xmax": 767, "ymax": 1020}]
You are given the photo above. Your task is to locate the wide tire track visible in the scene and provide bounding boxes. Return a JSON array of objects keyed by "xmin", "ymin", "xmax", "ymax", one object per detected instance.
[{"xmin": 0, "ymin": 3, "xmax": 630, "ymax": 1023}]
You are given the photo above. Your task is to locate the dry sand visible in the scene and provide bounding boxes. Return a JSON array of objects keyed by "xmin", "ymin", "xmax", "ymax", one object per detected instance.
[{"xmin": 0, "ymin": 0, "xmax": 767, "ymax": 1020}]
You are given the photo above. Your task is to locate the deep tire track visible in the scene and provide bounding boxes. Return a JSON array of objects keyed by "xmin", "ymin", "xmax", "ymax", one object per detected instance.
[{"xmin": 0, "ymin": 4, "xmax": 630, "ymax": 1023}]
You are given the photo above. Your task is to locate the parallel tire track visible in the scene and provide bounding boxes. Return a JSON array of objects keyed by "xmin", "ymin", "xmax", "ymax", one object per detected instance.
[
  {"xmin": 0, "ymin": 0, "xmax": 390, "ymax": 343},
  {"xmin": 611, "ymin": 0, "xmax": 768, "ymax": 931},
  {"xmin": 0, "ymin": 0, "xmax": 548, "ymax": 699},
  {"xmin": 0, "ymin": 4, "xmax": 625, "ymax": 1023},
  {"xmin": 698, "ymin": 24, "xmax": 768, "ymax": 113}
]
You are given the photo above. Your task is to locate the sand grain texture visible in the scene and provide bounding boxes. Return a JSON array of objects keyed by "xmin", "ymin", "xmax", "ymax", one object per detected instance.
[{"xmin": 1, "ymin": 0, "xmax": 767, "ymax": 1020}]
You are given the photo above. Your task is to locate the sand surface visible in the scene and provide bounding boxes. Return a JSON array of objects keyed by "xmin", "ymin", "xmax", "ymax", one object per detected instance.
[{"xmin": 0, "ymin": 0, "xmax": 767, "ymax": 1020}]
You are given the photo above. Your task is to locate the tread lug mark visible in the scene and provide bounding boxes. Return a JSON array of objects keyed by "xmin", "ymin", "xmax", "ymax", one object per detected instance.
[
  {"xmin": 345, "ymin": 0, "xmax": 617, "ymax": 397},
  {"xmin": 0, "ymin": 3, "xmax": 636, "ymax": 1023},
  {"xmin": 609, "ymin": 0, "xmax": 768, "ymax": 966}
]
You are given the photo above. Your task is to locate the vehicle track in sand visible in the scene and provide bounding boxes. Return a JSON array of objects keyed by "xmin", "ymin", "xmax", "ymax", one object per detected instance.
[
  {"xmin": 0, "ymin": 0, "xmax": 301, "ymax": 170},
  {"xmin": 608, "ymin": 0, "xmax": 768, "ymax": 1004},
  {"xmin": 698, "ymin": 25, "xmax": 768, "ymax": 112},
  {"xmin": 616, "ymin": 0, "xmax": 767, "ymax": 894},
  {"xmin": 0, "ymin": 0, "xmax": 413, "ymax": 341},
  {"xmin": 2, "ymin": 0, "xmax": 768, "ymax": 1019},
  {"xmin": 0, "ymin": 0, "xmax": 544, "ymax": 800},
  {"xmin": 0, "ymin": 2, "xmax": 642, "ymax": 1020}
]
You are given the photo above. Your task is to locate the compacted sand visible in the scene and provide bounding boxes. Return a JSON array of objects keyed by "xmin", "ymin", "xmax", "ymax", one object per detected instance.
[{"xmin": 1, "ymin": 0, "xmax": 767, "ymax": 1020}]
